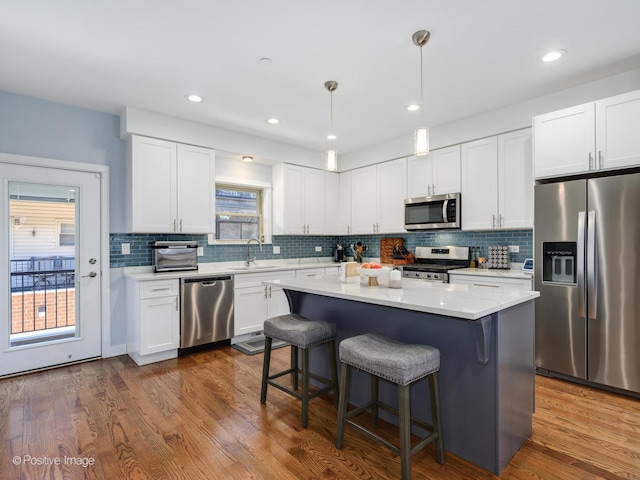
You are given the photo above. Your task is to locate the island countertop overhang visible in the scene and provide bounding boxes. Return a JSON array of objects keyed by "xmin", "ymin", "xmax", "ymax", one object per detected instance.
[{"xmin": 263, "ymin": 276, "xmax": 539, "ymax": 320}]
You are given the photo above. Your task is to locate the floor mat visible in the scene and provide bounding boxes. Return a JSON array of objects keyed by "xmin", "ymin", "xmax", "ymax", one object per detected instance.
[{"xmin": 232, "ymin": 336, "xmax": 289, "ymax": 355}]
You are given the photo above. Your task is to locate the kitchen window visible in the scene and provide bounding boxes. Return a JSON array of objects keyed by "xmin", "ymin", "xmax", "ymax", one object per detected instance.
[{"xmin": 214, "ymin": 185, "xmax": 263, "ymax": 241}]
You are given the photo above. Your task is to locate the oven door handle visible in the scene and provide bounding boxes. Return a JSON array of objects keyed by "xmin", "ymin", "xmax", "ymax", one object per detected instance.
[{"xmin": 442, "ymin": 199, "xmax": 448, "ymax": 223}]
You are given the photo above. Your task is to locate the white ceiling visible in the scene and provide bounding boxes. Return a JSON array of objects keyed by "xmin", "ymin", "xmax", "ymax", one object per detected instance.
[{"xmin": 2, "ymin": 0, "xmax": 640, "ymax": 160}]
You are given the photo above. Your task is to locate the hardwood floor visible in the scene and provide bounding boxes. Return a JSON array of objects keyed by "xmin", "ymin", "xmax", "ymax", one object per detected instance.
[{"xmin": 1, "ymin": 346, "xmax": 640, "ymax": 479}]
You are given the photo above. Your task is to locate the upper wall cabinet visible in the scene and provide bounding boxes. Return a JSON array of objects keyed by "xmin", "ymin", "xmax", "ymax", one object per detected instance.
[
  {"xmin": 126, "ymin": 135, "xmax": 215, "ymax": 234},
  {"xmin": 461, "ymin": 129, "xmax": 533, "ymax": 231},
  {"xmin": 534, "ymin": 89, "xmax": 640, "ymax": 179},
  {"xmin": 351, "ymin": 157, "xmax": 407, "ymax": 234},
  {"xmin": 338, "ymin": 171, "xmax": 352, "ymax": 235},
  {"xmin": 407, "ymin": 145, "xmax": 461, "ymax": 198},
  {"xmin": 272, "ymin": 164, "xmax": 327, "ymax": 235}
]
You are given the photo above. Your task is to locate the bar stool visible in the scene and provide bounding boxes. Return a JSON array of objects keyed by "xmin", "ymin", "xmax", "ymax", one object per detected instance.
[
  {"xmin": 260, "ymin": 313, "xmax": 339, "ymax": 428},
  {"xmin": 336, "ymin": 333, "xmax": 444, "ymax": 479}
]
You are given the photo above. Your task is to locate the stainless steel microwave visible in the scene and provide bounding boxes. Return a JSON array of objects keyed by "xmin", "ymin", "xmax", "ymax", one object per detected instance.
[{"xmin": 404, "ymin": 193, "xmax": 461, "ymax": 230}]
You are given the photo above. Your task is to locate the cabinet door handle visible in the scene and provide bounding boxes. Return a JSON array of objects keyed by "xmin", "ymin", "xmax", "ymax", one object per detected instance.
[
  {"xmin": 589, "ymin": 152, "xmax": 593, "ymax": 170},
  {"xmin": 598, "ymin": 150, "xmax": 603, "ymax": 169},
  {"xmin": 268, "ymin": 286, "xmax": 272, "ymax": 298},
  {"xmin": 347, "ymin": 225, "xmax": 350, "ymax": 235},
  {"xmin": 473, "ymin": 283, "xmax": 499, "ymax": 288},
  {"xmin": 499, "ymin": 214, "xmax": 503, "ymax": 227},
  {"xmin": 179, "ymin": 219, "xmax": 183, "ymax": 232},
  {"xmin": 264, "ymin": 286, "xmax": 268, "ymax": 299},
  {"xmin": 151, "ymin": 287, "xmax": 171, "ymax": 292},
  {"xmin": 173, "ymin": 219, "xmax": 177, "ymax": 232},
  {"xmin": 432, "ymin": 184, "xmax": 435, "ymax": 195},
  {"xmin": 427, "ymin": 184, "xmax": 431, "ymax": 196},
  {"xmin": 492, "ymin": 214, "xmax": 496, "ymax": 229},
  {"xmin": 175, "ymin": 297, "xmax": 179, "ymax": 311}
]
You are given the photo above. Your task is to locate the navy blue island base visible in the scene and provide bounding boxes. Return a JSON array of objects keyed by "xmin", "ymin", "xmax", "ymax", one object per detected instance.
[{"xmin": 284, "ymin": 289, "xmax": 535, "ymax": 475}]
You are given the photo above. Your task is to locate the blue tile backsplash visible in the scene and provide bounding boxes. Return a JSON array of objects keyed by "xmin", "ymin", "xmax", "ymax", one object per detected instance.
[{"xmin": 110, "ymin": 230, "xmax": 533, "ymax": 268}]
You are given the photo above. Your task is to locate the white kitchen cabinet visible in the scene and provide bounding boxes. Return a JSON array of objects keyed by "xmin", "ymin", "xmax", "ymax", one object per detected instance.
[
  {"xmin": 126, "ymin": 135, "xmax": 215, "ymax": 233},
  {"xmin": 351, "ymin": 158, "xmax": 407, "ymax": 234},
  {"xmin": 324, "ymin": 266, "xmax": 340, "ymax": 275},
  {"xmin": 407, "ymin": 145, "xmax": 461, "ymax": 198},
  {"xmin": 498, "ymin": 129, "xmax": 534, "ymax": 229},
  {"xmin": 462, "ymin": 129, "xmax": 532, "ymax": 231},
  {"xmin": 296, "ymin": 267, "xmax": 325, "ymax": 278},
  {"xmin": 461, "ymin": 137, "xmax": 498, "ymax": 231},
  {"xmin": 325, "ymin": 172, "xmax": 341, "ymax": 234},
  {"xmin": 449, "ymin": 273, "xmax": 532, "ymax": 290},
  {"xmin": 126, "ymin": 278, "xmax": 180, "ymax": 366},
  {"xmin": 272, "ymin": 164, "xmax": 327, "ymax": 235},
  {"xmin": 339, "ymin": 170, "xmax": 352, "ymax": 235},
  {"xmin": 534, "ymin": 89, "xmax": 640, "ymax": 179},
  {"xmin": 233, "ymin": 270, "xmax": 295, "ymax": 337}
]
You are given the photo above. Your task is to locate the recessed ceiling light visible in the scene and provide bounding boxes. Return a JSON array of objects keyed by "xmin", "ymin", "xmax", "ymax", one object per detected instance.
[
  {"xmin": 407, "ymin": 104, "xmax": 420, "ymax": 112},
  {"xmin": 186, "ymin": 94, "xmax": 203, "ymax": 103},
  {"xmin": 267, "ymin": 118, "xmax": 280, "ymax": 124},
  {"xmin": 540, "ymin": 50, "xmax": 567, "ymax": 63},
  {"xmin": 242, "ymin": 156, "xmax": 254, "ymax": 163},
  {"xmin": 327, "ymin": 134, "xmax": 337, "ymax": 140}
]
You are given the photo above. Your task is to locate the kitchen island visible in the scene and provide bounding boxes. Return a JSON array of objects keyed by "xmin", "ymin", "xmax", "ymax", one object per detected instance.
[{"xmin": 263, "ymin": 275, "xmax": 539, "ymax": 475}]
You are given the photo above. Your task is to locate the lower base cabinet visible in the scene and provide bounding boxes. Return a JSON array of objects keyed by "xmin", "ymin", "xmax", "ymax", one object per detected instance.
[
  {"xmin": 234, "ymin": 270, "xmax": 295, "ymax": 336},
  {"xmin": 126, "ymin": 278, "xmax": 180, "ymax": 366}
]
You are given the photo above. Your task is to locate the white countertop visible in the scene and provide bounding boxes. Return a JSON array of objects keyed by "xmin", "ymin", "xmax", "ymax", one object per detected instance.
[
  {"xmin": 124, "ymin": 259, "xmax": 342, "ymax": 281},
  {"xmin": 449, "ymin": 267, "xmax": 533, "ymax": 280},
  {"xmin": 263, "ymin": 275, "xmax": 539, "ymax": 320}
]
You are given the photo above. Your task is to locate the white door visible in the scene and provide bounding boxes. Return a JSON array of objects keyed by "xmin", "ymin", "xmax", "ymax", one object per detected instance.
[
  {"xmin": 595, "ymin": 90, "xmax": 640, "ymax": 170},
  {"xmin": 432, "ymin": 145, "xmax": 461, "ymax": 195},
  {"xmin": 1, "ymin": 164, "xmax": 102, "ymax": 376},
  {"xmin": 498, "ymin": 129, "xmax": 534, "ymax": 229},
  {"xmin": 377, "ymin": 158, "xmax": 407, "ymax": 233},
  {"xmin": 304, "ymin": 168, "xmax": 326, "ymax": 234}
]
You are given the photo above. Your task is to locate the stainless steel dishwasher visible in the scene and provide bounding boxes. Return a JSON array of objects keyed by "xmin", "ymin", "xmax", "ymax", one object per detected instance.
[{"xmin": 180, "ymin": 276, "xmax": 234, "ymax": 348}]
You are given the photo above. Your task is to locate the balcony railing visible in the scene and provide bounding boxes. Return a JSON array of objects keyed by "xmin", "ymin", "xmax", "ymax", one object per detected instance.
[{"xmin": 10, "ymin": 257, "xmax": 76, "ymax": 338}]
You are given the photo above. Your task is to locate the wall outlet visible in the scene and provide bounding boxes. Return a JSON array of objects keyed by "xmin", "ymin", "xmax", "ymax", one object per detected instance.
[
  {"xmin": 273, "ymin": 246, "xmax": 281, "ymax": 254},
  {"xmin": 509, "ymin": 245, "xmax": 520, "ymax": 253},
  {"xmin": 121, "ymin": 243, "xmax": 130, "ymax": 255},
  {"xmin": 315, "ymin": 246, "xmax": 322, "ymax": 252},
  {"xmin": 197, "ymin": 247, "xmax": 204, "ymax": 256}
]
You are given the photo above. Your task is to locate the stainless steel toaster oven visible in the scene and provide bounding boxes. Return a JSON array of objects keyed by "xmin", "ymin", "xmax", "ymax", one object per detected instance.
[{"xmin": 152, "ymin": 241, "xmax": 198, "ymax": 272}]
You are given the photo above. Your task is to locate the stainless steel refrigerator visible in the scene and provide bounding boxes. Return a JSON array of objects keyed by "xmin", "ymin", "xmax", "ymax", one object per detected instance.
[{"xmin": 534, "ymin": 173, "xmax": 640, "ymax": 394}]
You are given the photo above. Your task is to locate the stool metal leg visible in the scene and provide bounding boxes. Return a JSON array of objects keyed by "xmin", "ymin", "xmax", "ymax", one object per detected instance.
[
  {"xmin": 398, "ymin": 383, "xmax": 412, "ymax": 480},
  {"xmin": 335, "ymin": 363, "xmax": 350, "ymax": 449},
  {"xmin": 371, "ymin": 374, "xmax": 379, "ymax": 427},
  {"xmin": 291, "ymin": 345, "xmax": 299, "ymax": 390},
  {"xmin": 328, "ymin": 339, "xmax": 339, "ymax": 408},
  {"xmin": 429, "ymin": 372, "xmax": 445, "ymax": 464},
  {"xmin": 260, "ymin": 336, "xmax": 273, "ymax": 404},
  {"xmin": 301, "ymin": 347, "xmax": 310, "ymax": 428}
]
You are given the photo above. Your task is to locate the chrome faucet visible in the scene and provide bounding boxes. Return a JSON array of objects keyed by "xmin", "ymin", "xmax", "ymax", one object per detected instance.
[{"xmin": 246, "ymin": 237, "xmax": 263, "ymax": 266}]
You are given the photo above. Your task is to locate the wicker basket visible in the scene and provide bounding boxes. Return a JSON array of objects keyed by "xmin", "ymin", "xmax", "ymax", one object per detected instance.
[{"xmin": 380, "ymin": 238, "xmax": 404, "ymax": 264}]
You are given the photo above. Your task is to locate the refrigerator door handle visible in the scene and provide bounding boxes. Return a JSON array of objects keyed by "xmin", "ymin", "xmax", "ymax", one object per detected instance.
[
  {"xmin": 587, "ymin": 210, "xmax": 597, "ymax": 320},
  {"xmin": 577, "ymin": 211, "xmax": 586, "ymax": 319}
]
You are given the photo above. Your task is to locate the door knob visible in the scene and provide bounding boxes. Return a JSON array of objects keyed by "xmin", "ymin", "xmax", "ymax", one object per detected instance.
[
  {"xmin": 89, "ymin": 258, "xmax": 96, "ymax": 264},
  {"xmin": 82, "ymin": 272, "xmax": 97, "ymax": 278}
]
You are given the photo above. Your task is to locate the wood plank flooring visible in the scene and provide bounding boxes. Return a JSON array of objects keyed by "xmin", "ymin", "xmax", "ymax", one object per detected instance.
[{"xmin": 1, "ymin": 346, "xmax": 640, "ymax": 479}]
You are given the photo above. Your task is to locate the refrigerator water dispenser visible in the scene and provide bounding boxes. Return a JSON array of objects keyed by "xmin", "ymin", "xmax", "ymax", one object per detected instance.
[{"xmin": 542, "ymin": 242, "xmax": 577, "ymax": 284}]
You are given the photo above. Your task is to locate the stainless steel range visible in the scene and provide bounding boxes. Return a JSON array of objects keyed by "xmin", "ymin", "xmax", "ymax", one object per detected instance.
[{"xmin": 401, "ymin": 246, "xmax": 470, "ymax": 283}]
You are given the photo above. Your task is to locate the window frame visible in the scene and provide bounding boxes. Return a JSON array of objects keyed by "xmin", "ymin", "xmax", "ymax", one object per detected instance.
[
  {"xmin": 209, "ymin": 177, "xmax": 272, "ymax": 245},
  {"xmin": 55, "ymin": 220, "xmax": 75, "ymax": 247}
]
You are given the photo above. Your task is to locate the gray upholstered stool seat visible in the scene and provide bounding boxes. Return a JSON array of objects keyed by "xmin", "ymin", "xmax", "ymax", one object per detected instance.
[
  {"xmin": 336, "ymin": 333, "xmax": 445, "ymax": 480},
  {"xmin": 263, "ymin": 313, "xmax": 337, "ymax": 348},
  {"xmin": 260, "ymin": 313, "xmax": 339, "ymax": 428}
]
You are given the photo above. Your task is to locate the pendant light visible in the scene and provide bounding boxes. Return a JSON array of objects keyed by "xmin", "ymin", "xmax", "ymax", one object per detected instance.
[
  {"xmin": 412, "ymin": 30, "xmax": 431, "ymax": 156},
  {"xmin": 324, "ymin": 80, "xmax": 338, "ymax": 171}
]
